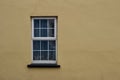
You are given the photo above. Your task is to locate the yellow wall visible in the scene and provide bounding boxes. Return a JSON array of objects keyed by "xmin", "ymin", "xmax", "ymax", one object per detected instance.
[{"xmin": 0, "ymin": 0, "xmax": 120, "ymax": 80}]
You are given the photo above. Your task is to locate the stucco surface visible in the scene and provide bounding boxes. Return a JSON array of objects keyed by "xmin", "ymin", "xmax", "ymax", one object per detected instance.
[{"xmin": 0, "ymin": 0, "xmax": 120, "ymax": 80}]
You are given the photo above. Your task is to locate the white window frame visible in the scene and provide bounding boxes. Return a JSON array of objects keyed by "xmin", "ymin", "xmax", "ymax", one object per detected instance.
[{"xmin": 31, "ymin": 17, "xmax": 57, "ymax": 64}]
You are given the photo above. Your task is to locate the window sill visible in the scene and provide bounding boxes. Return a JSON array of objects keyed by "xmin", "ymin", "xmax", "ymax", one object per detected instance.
[{"xmin": 27, "ymin": 64, "xmax": 60, "ymax": 68}]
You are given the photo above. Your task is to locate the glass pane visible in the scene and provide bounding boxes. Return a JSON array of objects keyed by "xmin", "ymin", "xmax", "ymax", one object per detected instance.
[
  {"xmin": 33, "ymin": 40, "xmax": 40, "ymax": 50},
  {"xmin": 41, "ymin": 51, "xmax": 48, "ymax": 60},
  {"xmin": 49, "ymin": 19, "xmax": 54, "ymax": 28},
  {"xmin": 41, "ymin": 41, "xmax": 48, "ymax": 50},
  {"xmin": 49, "ymin": 41, "xmax": 56, "ymax": 50},
  {"xmin": 34, "ymin": 19, "xmax": 39, "ymax": 28},
  {"xmin": 41, "ymin": 19, "xmax": 47, "ymax": 28},
  {"xmin": 33, "ymin": 51, "xmax": 40, "ymax": 60},
  {"xmin": 49, "ymin": 51, "xmax": 56, "ymax": 60},
  {"xmin": 34, "ymin": 29, "xmax": 40, "ymax": 37},
  {"xmin": 41, "ymin": 29, "xmax": 47, "ymax": 37},
  {"xmin": 49, "ymin": 29, "xmax": 54, "ymax": 37}
]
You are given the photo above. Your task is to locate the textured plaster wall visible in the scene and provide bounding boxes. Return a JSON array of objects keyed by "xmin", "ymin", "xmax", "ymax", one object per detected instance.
[{"xmin": 0, "ymin": 0, "xmax": 120, "ymax": 80}]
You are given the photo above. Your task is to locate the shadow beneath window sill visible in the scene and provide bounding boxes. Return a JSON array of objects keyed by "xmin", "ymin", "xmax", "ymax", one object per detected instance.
[{"xmin": 27, "ymin": 63, "xmax": 60, "ymax": 68}]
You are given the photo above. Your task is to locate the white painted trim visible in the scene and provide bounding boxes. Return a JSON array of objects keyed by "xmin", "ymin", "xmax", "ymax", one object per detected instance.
[
  {"xmin": 32, "ymin": 60, "xmax": 56, "ymax": 64},
  {"xmin": 32, "ymin": 37, "xmax": 56, "ymax": 40},
  {"xmin": 31, "ymin": 19, "xmax": 34, "ymax": 62},
  {"xmin": 32, "ymin": 17, "xmax": 56, "ymax": 20}
]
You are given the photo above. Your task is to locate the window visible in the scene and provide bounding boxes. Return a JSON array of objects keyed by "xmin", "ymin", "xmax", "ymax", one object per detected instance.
[{"xmin": 32, "ymin": 17, "xmax": 57, "ymax": 64}]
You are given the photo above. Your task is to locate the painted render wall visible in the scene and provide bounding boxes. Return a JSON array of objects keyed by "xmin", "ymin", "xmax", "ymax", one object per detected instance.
[{"xmin": 0, "ymin": 0, "xmax": 120, "ymax": 80}]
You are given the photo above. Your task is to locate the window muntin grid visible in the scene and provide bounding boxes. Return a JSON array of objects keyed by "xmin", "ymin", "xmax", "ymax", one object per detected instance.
[{"xmin": 32, "ymin": 17, "xmax": 57, "ymax": 64}]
